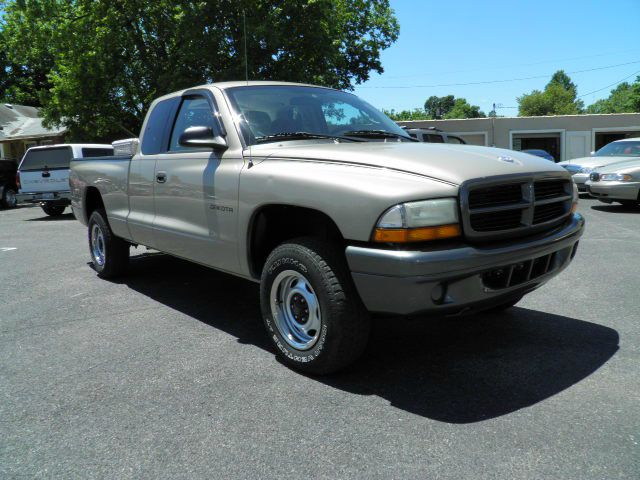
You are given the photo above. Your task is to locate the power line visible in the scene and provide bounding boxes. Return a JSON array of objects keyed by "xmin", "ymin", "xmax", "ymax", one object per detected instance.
[
  {"xmin": 382, "ymin": 47, "xmax": 640, "ymax": 79},
  {"xmin": 577, "ymin": 70, "xmax": 640, "ymax": 98},
  {"xmin": 359, "ymin": 59, "xmax": 640, "ymax": 89}
]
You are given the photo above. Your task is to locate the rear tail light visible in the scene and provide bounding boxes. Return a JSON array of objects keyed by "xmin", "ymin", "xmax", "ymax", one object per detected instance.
[{"xmin": 15, "ymin": 171, "xmax": 21, "ymax": 189}]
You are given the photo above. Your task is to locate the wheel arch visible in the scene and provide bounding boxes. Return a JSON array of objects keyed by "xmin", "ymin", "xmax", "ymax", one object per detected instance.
[
  {"xmin": 247, "ymin": 204, "xmax": 346, "ymax": 278},
  {"xmin": 83, "ymin": 186, "xmax": 106, "ymax": 224}
]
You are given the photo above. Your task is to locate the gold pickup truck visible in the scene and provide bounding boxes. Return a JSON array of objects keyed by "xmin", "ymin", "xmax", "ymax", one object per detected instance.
[{"xmin": 70, "ymin": 81, "xmax": 584, "ymax": 374}]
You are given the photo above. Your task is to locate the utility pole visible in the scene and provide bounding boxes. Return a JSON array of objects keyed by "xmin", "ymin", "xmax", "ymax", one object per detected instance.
[{"xmin": 490, "ymin": 103, "xmax": 503, "ymax": 147}]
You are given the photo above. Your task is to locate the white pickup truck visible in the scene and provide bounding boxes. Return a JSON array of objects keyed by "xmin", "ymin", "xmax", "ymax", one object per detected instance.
[{"xmin": 17, "ymin": 144, "xmax": 112, "ymax": 216}]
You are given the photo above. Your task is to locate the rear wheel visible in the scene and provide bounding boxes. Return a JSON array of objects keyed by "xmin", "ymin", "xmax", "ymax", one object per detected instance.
[
  {"xmin": 1, "ymin": 187, "xmax": 17, "ymax": 208},
  {"xmin": 88, "ymin": 209, "xmax": 129, "ymax": 278},
  {"xmin": 260, "ymin": 237, "xmax": 370, "ymax": 375},
  {"xmin": 42, "ymin": 204, "xmax": 66, "ymax": 216}
]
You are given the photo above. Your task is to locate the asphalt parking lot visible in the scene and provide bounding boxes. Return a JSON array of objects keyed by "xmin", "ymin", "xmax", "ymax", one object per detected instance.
[{"xmin": 1, "ymin": 197, "xmax": 638, "ymax": 479}]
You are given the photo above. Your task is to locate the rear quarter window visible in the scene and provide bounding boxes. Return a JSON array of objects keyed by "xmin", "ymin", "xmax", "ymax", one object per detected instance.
[
  {"xmin": 81, "ymin": 148, "xmax": 114, "ymax": 158},
  {"xmin": 19, "ymin": 147, "xmax": 73, "ymax": 171}
]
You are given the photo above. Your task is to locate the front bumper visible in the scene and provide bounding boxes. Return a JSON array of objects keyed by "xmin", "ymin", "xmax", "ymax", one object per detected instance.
[
  {"xmin": 16, "ymin": 191, "xmax": 71, "ymax": 205},
  {"xmin": 572, "ymin": 173, "xmax": 589, "ymax": 191},
  {"xmin": 346, "ymin": 214, "xmax": 585, "ymax": 316},
  {"xmin": 586, "ymin": 181, "xmax": 640, "ymax": 202}
]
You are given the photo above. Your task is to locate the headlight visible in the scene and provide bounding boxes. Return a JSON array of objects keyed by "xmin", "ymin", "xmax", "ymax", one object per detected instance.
[
  {"xmin": 600, "ymin": 173, "xmax": 633, "ymax": 182},
  {"xmin": 571, "ymin": 183, "xmax": 579, "ymax": 213},
  {"xmin": 373, "ymin": 198, "xmax": 461, "ymax": 242},
  {"xmin": 579, "ymin": 167, "xmax": 594, "ymax": 174}
]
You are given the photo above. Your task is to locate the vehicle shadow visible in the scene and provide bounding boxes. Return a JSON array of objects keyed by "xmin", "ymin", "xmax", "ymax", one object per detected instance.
[
  {"xmin": 25, "ymin": 212, "xmax": 76, "ymax": 221},
  {"xmin": 591, "ymin": 204, "xmax": 640, "ymax": 214},
  {"xmin": 119, "ymin": 252, "xmax": 619, "ymax": 424}
]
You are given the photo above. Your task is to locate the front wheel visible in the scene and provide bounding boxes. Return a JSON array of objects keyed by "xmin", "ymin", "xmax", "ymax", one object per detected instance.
[
  {"xmin": 88, "ymin": 209, "xmax": 129, "ymax": 278},
  {"xmin": 260, "ymin": 237, "xmax": 370, "ymax": 375},
  {"xmin": 41, "ymin": 204, "xmax": 66, "ymax": 216}
]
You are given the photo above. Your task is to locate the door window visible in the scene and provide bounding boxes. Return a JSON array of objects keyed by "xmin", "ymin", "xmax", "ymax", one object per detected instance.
[{"xmin": 169, "ymin": 97, "xmax": 219, "ymax": 152}]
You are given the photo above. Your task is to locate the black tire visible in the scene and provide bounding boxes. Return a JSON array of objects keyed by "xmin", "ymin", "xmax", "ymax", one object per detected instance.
[
  {"xmin": 87, "ymin": 209, "xmax": 129, "ymax": 278},
  {"xmin": 260, "ymin": 237, "xmax": 370, "ymax": 375},
  {"xmin": 41, "ymin": 204, "xmax": 66, "ymax": 216},
  {"xmin": 484, "ymin": 295, "xmax": 523, "ymax": 313},
  {"xmin": 1, "ymin": 187, "xmax": 17, "ymax": 208}
]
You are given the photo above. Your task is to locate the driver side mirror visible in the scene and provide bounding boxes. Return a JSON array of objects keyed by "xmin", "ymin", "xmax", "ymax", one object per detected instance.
[{"xmin": 178, "ymin": 126, "xmax": 228, "ymax": 151}]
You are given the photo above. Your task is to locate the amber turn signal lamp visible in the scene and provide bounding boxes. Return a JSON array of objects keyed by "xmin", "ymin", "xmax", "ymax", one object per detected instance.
[{"xmin": 373, "ymin": 224, "xmax": 461, "ymax": 243}]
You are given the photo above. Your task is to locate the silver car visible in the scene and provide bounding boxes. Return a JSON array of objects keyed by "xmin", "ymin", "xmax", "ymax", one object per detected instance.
[
  {"xmin": 558, "ymin": 138, "xmax": 640, "ymax": 191},
  {"xmin": 586, "ymin": 158, "xmax": 640, "ymax": 206}
]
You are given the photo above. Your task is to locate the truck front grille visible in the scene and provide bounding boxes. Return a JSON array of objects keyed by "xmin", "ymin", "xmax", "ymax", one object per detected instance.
[
  {"xmin": 533, "ymin": 202, "xmax": 567, "ymax": 224},
  {"xmin": 468, "ymin": 183, "xmax": 523, "ymax": 208},
  {"xmin": 534, "ymin": 180, "xmax": 566, "ymax": 200},
  {"xmin": 470, "ymin": 209, "xmax": 522, "ymax": 231},
  {"xmin": 461, "ymin": 175, "xmax": 572, "ymax": 242}
]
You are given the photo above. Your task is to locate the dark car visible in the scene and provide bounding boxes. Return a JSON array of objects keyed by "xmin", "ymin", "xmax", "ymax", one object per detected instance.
[
  {"xmin": 401, "ymin": 127, "xmax": 467, "ymax": 144},
  {"xmin": 0, "ymin": 159, "xmax": 18, "ymax": 209},
  {"xmin": 522, "ymin": 149, "xmax": 555, "ymax": 162}
]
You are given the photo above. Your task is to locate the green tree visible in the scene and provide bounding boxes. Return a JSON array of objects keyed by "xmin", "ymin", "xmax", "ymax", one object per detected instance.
[
  {"xmin": 518, "ymin": 70, "xmax": 584, "ymax": 116},
  {"xmin": 383, "ymin": 108, "xmax": 430, "ymax": 121},
  {"xmin": 586, "ymin": 77, "xmax": 640, "ymax": 113},
  {"xmin": 548, "ymin": 70, "xmax": 577, "ymax": 95},
  {"xmin": 1, "ymin": 0, "xmax": 399, "ymax": 140},
  {"xmin": 442, "ymin": 97, "xmax": 485, "ymax": 119},
  {"xmin": 423, "ymin": 95, "xmax": 455, "ymax": 119}
]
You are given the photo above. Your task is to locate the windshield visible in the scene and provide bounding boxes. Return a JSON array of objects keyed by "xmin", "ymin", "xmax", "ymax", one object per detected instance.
[
  {"xmin": 224, "ymin": 85, "xmax": 412, "ymax": 146},
  {"xmin": 595, "ymin": 140, "xmax": 640, "ymax": 157}
]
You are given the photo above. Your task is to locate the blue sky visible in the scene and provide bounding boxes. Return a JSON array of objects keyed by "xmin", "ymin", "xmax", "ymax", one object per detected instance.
[{"xmin": 353, "ymin": 0, "xmax": 640, "ymax": 115}]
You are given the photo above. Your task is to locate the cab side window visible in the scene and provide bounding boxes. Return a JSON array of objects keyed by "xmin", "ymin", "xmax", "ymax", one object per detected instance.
[{"xmin": 169, "ymin": 97, "xmax": 219, "ymax": 152}]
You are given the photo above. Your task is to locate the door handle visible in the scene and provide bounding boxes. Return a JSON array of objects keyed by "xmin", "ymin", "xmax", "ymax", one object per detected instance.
[
  {"xmin": 42, "ymin": 171, "xmax": 50, "ymax": 178},
  {"xmin": 156, "ymin": 171, "xmax": 167, "ymax": 183}
]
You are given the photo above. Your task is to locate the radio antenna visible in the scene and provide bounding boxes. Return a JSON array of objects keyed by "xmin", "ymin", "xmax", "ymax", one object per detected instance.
[
  {"xmin": 243, "ymin": 10, "xmax": 249, "ymax": 85},
  {"xmin": 243, "ymin": 9, "xmax": 253, "ymax": 168}
]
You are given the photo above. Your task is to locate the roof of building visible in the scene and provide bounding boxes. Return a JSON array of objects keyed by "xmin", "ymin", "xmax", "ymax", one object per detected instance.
[
  {"xmin": 0, "ymin": 103, "xmax": 66, "ymax": 141},
  {"xmin": 398, "ymin": 112, "xmax": 640, "ymax": 124}
]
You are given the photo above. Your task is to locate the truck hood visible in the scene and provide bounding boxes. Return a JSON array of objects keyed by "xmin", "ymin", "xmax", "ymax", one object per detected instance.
[
  {"xmin": 558, "ymin": 156, "xmax": 638, "ymax": 169},
  {"xmin": 248, "ymin": 142, "xmax": 567, "ymax": 185}
]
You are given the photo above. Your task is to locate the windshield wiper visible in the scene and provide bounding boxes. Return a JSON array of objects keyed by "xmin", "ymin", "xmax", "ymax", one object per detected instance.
[
  {"xmin": 342, "ymin": 130, "xmax": 417, "ymax": 142},
  {"xmin": 255, "ymin": 132, "xmax": 364, "ymax": 144}
]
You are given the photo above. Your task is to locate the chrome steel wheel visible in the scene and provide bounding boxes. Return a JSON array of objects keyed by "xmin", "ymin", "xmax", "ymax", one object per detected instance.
[
  {"xmin": 90, "ymin": 223, "xmax": 106, "ymax": 266},
  {"xmin": 270, "ymin": 269, "xmax": 322, "ymax": 350}
]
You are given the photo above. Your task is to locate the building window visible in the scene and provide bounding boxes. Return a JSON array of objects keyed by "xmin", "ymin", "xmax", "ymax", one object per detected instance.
[
  {"xmin": 594, "ymin": 130, "xmax": 640, "ymax": 150},
  {"xmin": 512, "ymin": 132, "xmax": 561, "ymax": 162}
]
